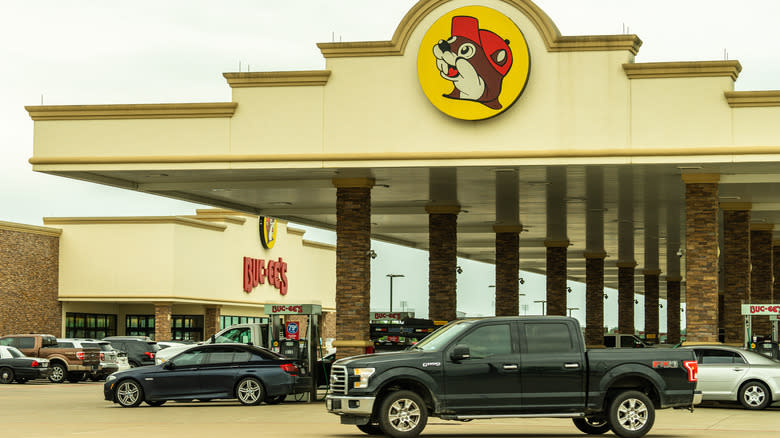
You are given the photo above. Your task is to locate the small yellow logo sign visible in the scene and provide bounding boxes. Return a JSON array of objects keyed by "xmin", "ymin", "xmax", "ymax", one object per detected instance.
[{"xmin": 417, "ymin": 6, "xmax": 531, "ymax": 120}]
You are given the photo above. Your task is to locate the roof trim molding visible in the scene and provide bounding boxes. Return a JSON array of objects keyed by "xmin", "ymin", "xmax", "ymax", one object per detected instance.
[
  {"xmin": 25, "ymin": 102, "xmax": 238, "ymax": 121},
  {"xmin": 42, "ymin": 216, "xmax": 227, "ymax": 232},
  {"xmin": 316, "ymin": 0, "xmax": 641, "ymax": 58},
  {"xmin": 0, "ymin": 220, "xmax": 62, "ymax": 237},
  {"xmin": 623, "ymin": 61, "xmax": 742, "ymax": 80},
  {"xmin": 30, "ymin": 146, "xmax": 780, "ymax": 166},
  {"xmin": 725, "ymin": 90, "xmax": 780, "ymax": 108},
  {"xmin": 222, "ymin": 70, "xmax": 331, "ymax": 88}
]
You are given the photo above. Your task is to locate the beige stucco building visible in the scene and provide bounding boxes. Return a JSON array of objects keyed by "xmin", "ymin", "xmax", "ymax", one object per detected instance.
[{"xmin": 1, "ymin": 210, "xmax": 336, "ymax": 341}]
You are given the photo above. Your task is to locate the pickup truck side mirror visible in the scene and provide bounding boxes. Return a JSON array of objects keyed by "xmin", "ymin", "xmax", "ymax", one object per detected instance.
[{"xmin": 450, "ymin": 345, "xmax": 471, "ymax": 362}]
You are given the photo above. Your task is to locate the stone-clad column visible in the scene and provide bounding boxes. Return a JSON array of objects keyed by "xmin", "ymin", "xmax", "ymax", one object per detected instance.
[
  {"xmin": 428, "ymin": 205, "xmax": 459, "ymax": 321},
  {"xmin": 333, "ymin": 177, "xmax": 374, "ymax": 359},
  {"xmin": 546, "ymin": 242, "xmax": 568, "ymax": 316},
  {"xmin": 666, "ymin": 277, "xmax": 682, "ymax": 344},
  {"xmin": 617, "ymin": 168, "xmax": 636, "ymax": 335},
  {"xmin": 617, "ymin": 263, "xmax": 636, "ymax": 334},
  {"xmin": 546, "ymin": 167, "xmax": 567, "ymax": 316},
  {"xmin": 585, "ymin": 253, "xmax": 606, "ymax": 345},
  {"xmin": 584, "ymin": 166, "xmax": 606, "ymax": 346},
  {"xmin": 750, "ymin": 224, "xmax": 774, "ymax": 337},
  {"xmin": 154, "ymin": 303, "xmax": 172, "ymax": 341},
  {"xmin": 204, "ymin": 306, "xmax": 221, "ymax": 339},
  {"xmin": 682, "ymin": 174, "xmax": 719, "ymax": 344},
  {"xmin": 495, "ymin": 226, "xmax": 521, "ymax": 316},
  {"xmin": 721, "ymin": 204, "xmax": 751, "ymax": 345},
  {"xmin": 494, "ymin": 169, "xmax": 521, "ymax": 317},
  {"xmin": 644, "ymin": 270, "xmax": 660, "ymax": 343}
]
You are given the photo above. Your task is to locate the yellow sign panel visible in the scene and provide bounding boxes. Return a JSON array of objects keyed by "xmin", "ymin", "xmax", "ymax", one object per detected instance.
[{"xmin": 417, "ymin": 6, "xmax": 531, "ymax": 120}]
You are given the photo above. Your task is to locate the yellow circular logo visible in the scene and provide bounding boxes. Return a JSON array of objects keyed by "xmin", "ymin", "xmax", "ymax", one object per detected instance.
[{"xmin": 417, "ymin": 6, "xmax": 531, "ymax": 120}]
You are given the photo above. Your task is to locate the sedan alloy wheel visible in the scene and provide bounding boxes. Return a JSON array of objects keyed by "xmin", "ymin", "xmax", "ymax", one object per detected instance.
[
  {"xmin": 236, "ymin": 377, "xmax": 265, "ymax": 406},
  {"xmin": 739, "ymin": 381, "xmax": 770, "ymax": 410},
  {"xmin": 116, "ymin": 380, "xmax": 144, "ymax": 407}
]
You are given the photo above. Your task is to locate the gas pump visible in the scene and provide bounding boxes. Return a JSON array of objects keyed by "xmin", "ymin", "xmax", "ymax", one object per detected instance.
[
  {"xmin": 265, "ymin": 304, "xmax": 322, "ymax": 403},
  {"xmin": 740, "ymin": 303, "xmax": 780, "ymax": 347}
]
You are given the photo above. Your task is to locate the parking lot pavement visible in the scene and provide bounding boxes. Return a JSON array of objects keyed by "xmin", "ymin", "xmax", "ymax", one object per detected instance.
[{"xmin": 2, "ymin": 381, "xmax": 779, "ymax": 438}]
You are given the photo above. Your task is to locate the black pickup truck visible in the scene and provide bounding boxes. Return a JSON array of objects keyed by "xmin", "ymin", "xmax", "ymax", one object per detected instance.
[{"xmin": 326, "ymin": 316, "xmax": 701, "ymax": 438}]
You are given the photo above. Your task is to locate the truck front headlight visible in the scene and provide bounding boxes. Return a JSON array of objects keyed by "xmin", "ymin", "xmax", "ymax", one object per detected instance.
[{"xmin": 352, "ymin": 368, "xmax": 375, "ymax": 388}]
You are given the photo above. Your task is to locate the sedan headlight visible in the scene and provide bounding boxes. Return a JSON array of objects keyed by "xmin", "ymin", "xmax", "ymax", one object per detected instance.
[
  {"xmin": 352, "ymin": 368, "xmax": 375, "ymax": 388},
  {"xmin": 106, "ymin": 374, "xmax": 117, "ymax": 383}
]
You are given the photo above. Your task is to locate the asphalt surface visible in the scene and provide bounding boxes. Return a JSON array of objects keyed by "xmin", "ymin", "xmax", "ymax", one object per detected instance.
[{"xmin": 2, "ymin": 380, "xmax": 779, "ymax": 438}]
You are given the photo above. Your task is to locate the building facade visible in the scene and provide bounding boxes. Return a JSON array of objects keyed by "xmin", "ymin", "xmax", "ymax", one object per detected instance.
[{"xmin": 0, "ymin": 210, "xmax": 336, "ymax": 342}]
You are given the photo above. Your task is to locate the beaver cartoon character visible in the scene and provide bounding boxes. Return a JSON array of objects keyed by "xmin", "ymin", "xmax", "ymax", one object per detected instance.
[{"xmin": 433, "ymin": 16, "xmax": 513, "ymax": 110}]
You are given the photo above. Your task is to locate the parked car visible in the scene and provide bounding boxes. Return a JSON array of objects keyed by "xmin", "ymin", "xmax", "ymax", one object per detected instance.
[
  {"xmin": 0, "ymin": 345, "xmax": 51, "ymax": 384},
  {"xmin": 680, "ymin": 344, "xmax": 780, "ymax": 410},
  {"xmin": 155, "ymin": 323, "xmax": 271, "ymax": 365},
  {"xmin": 156, "ymin": 341, "xmax": 188, "ymax": 350},
  {"xmin": 103, "ymin": 336, "xmax": 161, "ymax": 368},
  {"xmin": 104, "ymin": 343, "xmax": 304, "ymax": 407},
  {"xmin": 57, "ymin": 339, "xmax": 120, "ymax": 381},
  {"xmin": 0, "ymin": 334, "xmax": 100, "ymax": 383}
]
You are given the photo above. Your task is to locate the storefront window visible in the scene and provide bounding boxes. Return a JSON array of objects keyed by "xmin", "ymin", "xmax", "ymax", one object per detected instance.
[
  {"xmin": 220, "ymin": 315, "xmax": 267, "ymax": 329},
  {"xmin": 171, "ymin": 315, "xmax": 204, "ymax": 341},
  {"xmin": 125, "ymin": 315, "xmax": 155, "ymax": 338},
  {"xmin": 65, "ymin": 313, "xmax": 117, "ymax": 339}
]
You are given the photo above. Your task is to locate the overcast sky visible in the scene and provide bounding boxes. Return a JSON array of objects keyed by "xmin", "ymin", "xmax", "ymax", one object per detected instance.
[{"xmin": 3, "ymin": 0, "xmax": 777, "ymax": 326}]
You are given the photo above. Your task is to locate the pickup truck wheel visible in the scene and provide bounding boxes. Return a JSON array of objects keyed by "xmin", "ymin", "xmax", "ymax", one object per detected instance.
[
  {"xmin": 739, "ymin": 381, "xmax": 770, "ymax": 410},
  {"xmin": 0, "ymin": 367, "xmax": 14, "ymax": 384},
  {"xmin": 608, "ymin": 391, "xmax": 655, "ymax": 438},
  {"xmin": 573, "ymin": 417, "xmax": 611, "ymax": 434},
  {"xmin": 67, "ymin": 372, "xmax": 84, "ymax": 383},
  {"xmin": 48, "ymin": 363, "xmax": 67, "ymax": 383},
  {"xmin": 116, "ymin": 379, "xmax": 144, "ymax": 407},
  {"xmin": 236, "ymin": 377, "xmax": 265, "ymax": 406},
  {"xmin": 378, "ymin": 390, "xmax": 428, "ymax": 438},
  {"xmin": 357, "ymin": 423, "xmax": 384, "ymax": 435}
]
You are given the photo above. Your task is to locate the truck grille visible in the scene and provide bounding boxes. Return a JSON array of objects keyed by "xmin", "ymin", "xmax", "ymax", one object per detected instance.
[{"xmin": 330, "ymin": 365, "xmax": 348, "ymax": 394}]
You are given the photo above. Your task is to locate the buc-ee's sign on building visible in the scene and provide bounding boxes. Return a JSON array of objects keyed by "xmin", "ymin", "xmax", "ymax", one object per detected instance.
[
  {"xmin": 417, "ymin": 6, "xmax": 530, "ymax": 121},
  {"xmin": 243, "ymin": 217, "xmax": 288, "ymax": 295}
]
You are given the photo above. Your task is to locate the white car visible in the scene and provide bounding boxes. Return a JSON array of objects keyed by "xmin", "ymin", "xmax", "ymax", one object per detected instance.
[{"xmin": 680, "ymin": 345, "xmax": 780, "ymax": 409}]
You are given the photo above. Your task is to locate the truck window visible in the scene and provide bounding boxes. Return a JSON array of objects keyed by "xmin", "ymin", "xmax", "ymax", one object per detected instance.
[
  {"xmin": 0, "ymin": 338, "xmax": 13, "ymax": 347},
  {"xmin": 525, "ymin": 323, "xmax": 574, "ymax": 354},
  {"xmin": 604, "ymin": 336, "xmax": 616, "ymax": 347},
  {"xmin": 620, "ymin": 336, "xmax": 635, "ymax": 348},
  {"xmin": 17, "ymin": 337, "xmax": 35, "ymax": 349},
  {"xmin": 216, "ymin": 327, "xmax": 251, "ymax": 344},
  {"xmin": 456, "ymin": 324, "xmax": 511, "ymax": 359}
]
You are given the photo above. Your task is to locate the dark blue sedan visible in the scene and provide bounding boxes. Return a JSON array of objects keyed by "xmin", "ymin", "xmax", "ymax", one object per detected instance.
[{"xmin": 104, "ymin": 343, "xmax": 303, "ymax": 407}]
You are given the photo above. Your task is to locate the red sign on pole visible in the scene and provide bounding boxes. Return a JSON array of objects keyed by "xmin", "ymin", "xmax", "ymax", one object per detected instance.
[{"xmin": 285, "ymin": 322, "xmax": 299, "ymax": 340}]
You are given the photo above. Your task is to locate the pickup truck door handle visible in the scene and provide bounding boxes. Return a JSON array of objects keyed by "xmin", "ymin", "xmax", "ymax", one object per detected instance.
[
  {"xmin": 503, "ymin": 364, "xmax": 519, "ymax": 370},
  {"xmin": 732, "ymin": 367, "xmax": 744, "ymax": 372},
  {"xmin": 564, "ymin": 363, "xmax": 580, "ymax": 369}
]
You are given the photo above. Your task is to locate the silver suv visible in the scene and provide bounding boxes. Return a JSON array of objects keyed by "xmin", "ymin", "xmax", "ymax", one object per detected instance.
[{"xmin": 56, "ymin": 339, "xmax": 124, "ymax": 381}]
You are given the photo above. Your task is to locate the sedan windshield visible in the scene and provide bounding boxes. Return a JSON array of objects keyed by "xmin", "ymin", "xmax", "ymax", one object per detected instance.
[{"xmin": 409, "ymin": 320, "xmax": 474, "ymax": 351}]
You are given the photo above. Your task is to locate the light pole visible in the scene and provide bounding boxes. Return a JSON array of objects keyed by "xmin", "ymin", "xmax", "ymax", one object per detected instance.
[
  {"xmin": 386, "ymin": 274, "xmax": 405, "ymax": 312},
  {"xmin": 567, "ymin": 307, "xmax": 579, "ymax": 317},
  {"xmin": 534, "ymin": 300, "xmax": 547, "ymax": 315}
]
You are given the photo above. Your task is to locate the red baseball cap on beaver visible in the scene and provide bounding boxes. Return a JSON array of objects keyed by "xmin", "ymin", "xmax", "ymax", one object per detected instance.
[{"xmin": 451, "ymin": 15, "xmax": 513, "ymax": 77}]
